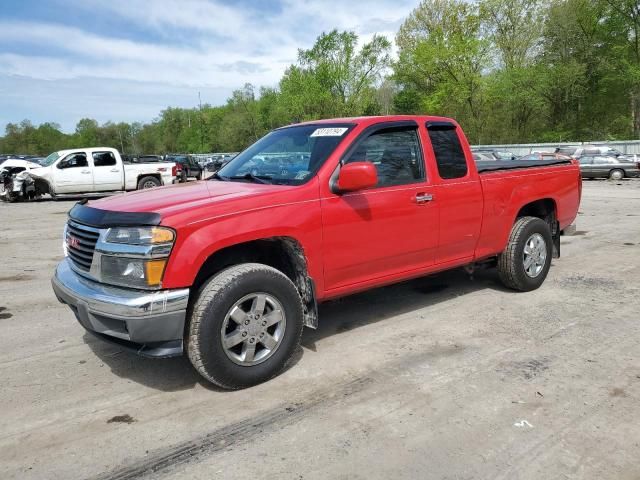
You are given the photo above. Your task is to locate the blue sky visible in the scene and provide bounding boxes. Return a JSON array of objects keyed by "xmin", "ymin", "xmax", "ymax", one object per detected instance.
[{"xmin": 0, "ymin": 0, "xmax": 418, "ymax": 132}]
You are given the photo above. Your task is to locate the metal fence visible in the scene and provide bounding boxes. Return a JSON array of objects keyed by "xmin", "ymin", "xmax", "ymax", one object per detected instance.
[{"xmin": 472, "ymin": 140, "xmax": 640, "ymax": 156}]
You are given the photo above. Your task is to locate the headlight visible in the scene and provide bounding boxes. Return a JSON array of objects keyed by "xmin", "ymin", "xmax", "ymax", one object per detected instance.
[
  {"xmin": 105, "ymin": 226, "xmax": 174, "ymax": 245},
  {"xmin": 99, "ymin": 226, "xmax": 175, "ymax": 289},
  {"xmin": 101, "ymin": 256, "xmax": 168, "ymax": 289}
]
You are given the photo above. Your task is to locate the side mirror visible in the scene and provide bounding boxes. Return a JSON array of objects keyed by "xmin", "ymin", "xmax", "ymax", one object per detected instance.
[{"xmin": 336, "ymin": 162, "xmax": 378, "ymax": 192}]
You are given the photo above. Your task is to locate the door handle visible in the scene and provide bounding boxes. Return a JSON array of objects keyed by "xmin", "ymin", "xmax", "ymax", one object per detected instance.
[
  {"xmin": 81, "ymin": 170, "xmax": 91, "ymax": 174},
  {"xmin": 110, "ymin": 168, "xmax": 119, "ymax": 172},
  {"xmin": 414, "ymin": 193, "xmax": 434, "ymax": 204}
]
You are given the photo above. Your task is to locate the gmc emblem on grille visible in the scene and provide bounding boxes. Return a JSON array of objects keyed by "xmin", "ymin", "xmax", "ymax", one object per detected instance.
[{"xmin": 67, "ymin": 235, "xmax": 80, "ymax": 249}]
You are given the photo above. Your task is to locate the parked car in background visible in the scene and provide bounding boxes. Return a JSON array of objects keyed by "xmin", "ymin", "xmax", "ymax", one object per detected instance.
[
  {"xmin": 0, "ymin": 158, "xmax": 43, "ymax": 170},
  {"xmin": 556, "ymin": 145, "xmax": 626, "ymax": 158},
  {"xmin": 1, "ymin": 147, "xmax": 177, "ymax": 202},
  {"xmin": 578, "ymin": 155, "xmax": 640, "ymax": 180},
  {"xmin": 166, "ymin": 154, "xmax": 203, "ymax": 181},
  {"xmin": 205, "ymin": 154, "xmax": 236, "ymax": 173},
  {"xmin": 0, "ymin": 158, "xmax": 46, "ymax": 198},
  {"xmin": 519, "ymin": 152, "xmax": 573, "ymax": 162},
  {"xmin": 134, "ymin": 155, "xmax": 164, "ymax": 163},
  {"xmin": 471, "ymin": 148, "xmax": 517, "ymax": 160},
  {"xmin": 473, "ymin": 152, "xmax": 497, "ymax": 162}
]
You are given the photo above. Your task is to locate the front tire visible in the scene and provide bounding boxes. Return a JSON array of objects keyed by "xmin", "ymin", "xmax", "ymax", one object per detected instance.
[
  {"xmin": 497, "ymin": 216, "xmax": 552, "ymax": 292},
  {"xmin": 187, "ymin": 263, "xmax": 304, "ymax": 390}
]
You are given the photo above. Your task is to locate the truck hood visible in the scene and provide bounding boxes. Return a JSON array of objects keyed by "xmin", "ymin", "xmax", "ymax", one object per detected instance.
[
  {"xmin": 89, "ymin": 180, "xmax": 287, "ymax": 218},
  {"xmin": 20, "ymin": 166, "xmax": 51, "ymax": 177}
]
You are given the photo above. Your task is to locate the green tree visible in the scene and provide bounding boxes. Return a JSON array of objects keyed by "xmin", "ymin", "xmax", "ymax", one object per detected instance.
[
  {"xmin": 74, "ymin": 118, "xmax": 100, "ymax": 146},
  {"xmin": 394, "ymin": 0, "xmax": 490, "ymax": 142},
  {"xmin": 279, "ymin": 29, "xmax": 391, "ymax": 121}
]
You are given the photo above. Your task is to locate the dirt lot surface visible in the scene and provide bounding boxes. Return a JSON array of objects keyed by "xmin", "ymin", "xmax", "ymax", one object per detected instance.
[{"xmin": 1, "ymin": 180, "xmax": 639, "ymax": 480}]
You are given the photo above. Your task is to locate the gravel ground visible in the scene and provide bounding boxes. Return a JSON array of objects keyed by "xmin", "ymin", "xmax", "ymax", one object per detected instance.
[{"xmin": 0, "ymin": 179, "xmax": 639, "ymax": 480}]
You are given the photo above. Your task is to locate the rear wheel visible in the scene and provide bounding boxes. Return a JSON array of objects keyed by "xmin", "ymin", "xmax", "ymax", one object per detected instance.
[
  {"xmin": 609, "ymin": 169, "xmax": 624, "ymax": 181},
  {"xmin": 497, "ymin": 216, "xmax": 552, "ymax": 292},
  {"xmin": 187, "ymin": 263, "xmax": 304, "ymax": 389},
  {"xmin": 137, "ymin": 176, "xmax": 161, "ymax": 189}
]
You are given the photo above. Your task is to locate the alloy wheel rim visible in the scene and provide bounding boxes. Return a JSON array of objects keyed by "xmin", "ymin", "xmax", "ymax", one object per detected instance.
[
  {"xmin": 523, "ymin": 233, "xmax": 547, "ymax": 278},
  {"xmin": 220, "ymin": 292, "xmax": 286, "ymax": 366},
  {"xmin": 143, "ymin": 181, "xmax": 157, "ymax": 188}
]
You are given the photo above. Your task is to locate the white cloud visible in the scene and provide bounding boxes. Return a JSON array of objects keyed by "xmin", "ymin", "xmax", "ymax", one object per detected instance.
[{"xmin": 0, "ymin": 0, "xmax": 420, "ymax": 131}]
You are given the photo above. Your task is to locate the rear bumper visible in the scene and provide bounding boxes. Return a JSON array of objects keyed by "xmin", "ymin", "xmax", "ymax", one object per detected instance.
[{"xmin": 52, "ymin": 259, "xmax": 189, "ymax": 357}]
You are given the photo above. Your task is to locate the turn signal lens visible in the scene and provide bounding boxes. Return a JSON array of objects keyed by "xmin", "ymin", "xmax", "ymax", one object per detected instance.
[
  {"xmin": 144, "ymin": 259, "xmax": 167, "ymax": 286},
  {"xmin": 151, "ymin": 228, "xmax": 175, "ymax": 244}
]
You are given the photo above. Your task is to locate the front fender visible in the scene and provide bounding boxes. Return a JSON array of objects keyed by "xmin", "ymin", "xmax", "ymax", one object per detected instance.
[{"xmin": 161, "ymin": 201, "xmax": 324, "ymax": 292}]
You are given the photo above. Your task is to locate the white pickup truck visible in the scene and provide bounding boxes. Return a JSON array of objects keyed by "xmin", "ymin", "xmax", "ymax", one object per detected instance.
[{"xmin": 2, "ymin": 147, "xmax": 177, "ymax": 201}]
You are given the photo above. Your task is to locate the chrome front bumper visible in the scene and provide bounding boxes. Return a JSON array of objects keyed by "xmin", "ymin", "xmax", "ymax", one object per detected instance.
[{"xmin": 52, "ymin": 258, "xmax": 189, "ymax": 357}]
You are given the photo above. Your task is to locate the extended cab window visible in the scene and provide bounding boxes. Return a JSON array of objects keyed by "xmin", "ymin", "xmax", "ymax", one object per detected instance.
[
  {"xmin": 58, "ymin": 153, "xmax": 88, "ymax": 169},
  {"xmin": 93, "ymin": 152, "xmax": 116, "ymax": 167},
  {"xmin": 427, "ymin": 124, "xmax": 468, "ymax": 179},
  {"xmin": 344, "ymin": 127, "xmax": 424, "ymax": 187}
]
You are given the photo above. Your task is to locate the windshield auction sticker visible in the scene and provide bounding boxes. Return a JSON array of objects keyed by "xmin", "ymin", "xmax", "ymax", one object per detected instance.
[{"xmin": 310, "ymin": 127, "xmax": 348, "ymax": 137}]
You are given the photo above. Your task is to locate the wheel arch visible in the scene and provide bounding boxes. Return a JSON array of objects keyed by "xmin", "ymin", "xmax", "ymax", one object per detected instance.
[
  {"xmin": 137, "ymin": 173, "xmax": 162, "ymax": 184},
  {"xmin": 514, "ymin": 198, "xmax": 560, "ymax": 258},
  {"xmin": 609, "ymin": 168, "xmax": 625, "ymax": 179},
  {"xmin": 191, "ymin": 236, "xmax": 318, "ymax": 328}
]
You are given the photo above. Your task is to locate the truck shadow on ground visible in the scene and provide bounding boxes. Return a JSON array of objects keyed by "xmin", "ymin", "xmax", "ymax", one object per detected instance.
[
  {"xmin": 302, "ymin": 267, "xmax": 512, "ymax": 350},
  {"xmin": 84, "ymin": 267, "xmax": 514, "ymax": 392}
]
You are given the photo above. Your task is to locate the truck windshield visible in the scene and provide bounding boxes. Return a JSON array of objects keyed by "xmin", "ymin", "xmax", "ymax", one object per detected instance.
[
  {"xmin": 217, "ymin": 123, "xmax": 354, "ymax": 185},
  {"xmin": 40, "ymin": 151, "xmax": 61, "ymax": 167}
]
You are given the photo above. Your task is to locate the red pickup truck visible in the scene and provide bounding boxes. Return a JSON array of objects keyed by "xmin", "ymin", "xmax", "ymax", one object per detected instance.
[{"xmin": 52, "ymin": 116, "xmax": 581, "ymax": 389}]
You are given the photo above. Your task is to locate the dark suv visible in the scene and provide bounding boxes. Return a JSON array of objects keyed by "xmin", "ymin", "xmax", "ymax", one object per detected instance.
[{"xmin": 166, "ymin": 155, "xmax": 203, "ymax": 182}]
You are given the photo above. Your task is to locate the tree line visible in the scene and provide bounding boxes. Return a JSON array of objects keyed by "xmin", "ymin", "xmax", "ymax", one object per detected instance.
[{"xmin": 1, "ymin": 0, "xmax": 638, "ymax": 156}]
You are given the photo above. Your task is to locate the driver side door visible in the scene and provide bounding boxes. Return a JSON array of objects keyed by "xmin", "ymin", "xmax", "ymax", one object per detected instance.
[
  {"xmin": 53, "ymin": 151, "xmax": 93, "ymax": 193},
  {"xmin": 320, "ymin": 122, "xmax": 439, "ymax": 292}
]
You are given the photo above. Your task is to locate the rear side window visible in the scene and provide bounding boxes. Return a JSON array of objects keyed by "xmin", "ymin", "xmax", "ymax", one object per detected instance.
[
  {"xmin": 426, "ymin": 123, "xmax": 468, "ymax": 179},
  {"xmin": 93, "ymin": 151, "xmax": 116, "ymax": 166}
]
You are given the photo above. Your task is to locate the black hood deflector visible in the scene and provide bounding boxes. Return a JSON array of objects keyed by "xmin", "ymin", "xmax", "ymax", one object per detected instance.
[{"xmin": 69, "ymin": 202, "xmax": 161, "ymax": 227}]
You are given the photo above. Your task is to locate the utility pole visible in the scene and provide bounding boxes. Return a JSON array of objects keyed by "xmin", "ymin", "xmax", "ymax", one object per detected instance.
[
  {"xmin": 118, "ymin": 127, "xmax": 124, "ymax": 154},
  {"xmin": 198, "ymin": 91, "xmax": 204, "ymax": 153}
]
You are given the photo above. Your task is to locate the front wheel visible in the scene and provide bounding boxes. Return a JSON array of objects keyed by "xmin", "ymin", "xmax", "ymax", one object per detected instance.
[
  {"xmin": 497, "ymin": 216, "xmax": 552, "ymax": 292},
  {"xmin": 187, "ymin": 263, "xmax": 304, "ymax": 389}
]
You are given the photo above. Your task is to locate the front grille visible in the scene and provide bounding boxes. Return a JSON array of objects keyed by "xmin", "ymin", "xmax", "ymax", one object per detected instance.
[{"xmin": 66, "ymin": 221, "xmax": 100, "ymax": 271}]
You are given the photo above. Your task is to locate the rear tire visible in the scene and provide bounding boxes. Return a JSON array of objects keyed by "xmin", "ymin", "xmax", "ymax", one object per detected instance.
[
  {"xmin": 187, "ymin": 263, "xmax": 304, "ymax": 390},
  {"xmin": 609, "ymin": 169, "xmax": 624, "ymax": 181},
  {"xmin": 137, "ymin": 176, "xmax": 161, "ymax": 189},
  {"xmin": 497, "ymin": 216, "xmax": 552, "ymax": 292}
]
